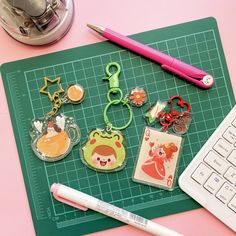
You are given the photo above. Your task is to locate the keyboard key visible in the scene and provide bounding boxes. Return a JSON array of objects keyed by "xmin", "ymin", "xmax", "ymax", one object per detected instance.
[
  {"xmin": 223, "ymin": 127, "xmax": 236, "ymax": 144},
  {"xmin": 228, "ymin": 194, "xmax": 236, "ymax": 213},
  {"xmin": 204, "ymin": 173, "xmax": 224, "ymax": 194},
  {"xmin": 191, "ymin": 163, "xmax": 212, "ymax": 185},
  {"xmin": 179, "ymin": 106, "xmax": 236, "ymax": 232},
  {"xmin": 231, "ymin": 117, "xmax": 236, "ymax": 128},
  {"xmin": 216, "ymin": 182, "xmax": 235, "ymax": 203},
  {"xmin": 204, "ymin": 151, "xmax": 229, "ymax": 175},
  {"xmin": 224, "ymin": 167, "xmax": 236, "ymax": 187},
  {"xmin": 213, "ymin": 138, "xmax": 232, "ymax": 158},
  {"xmin": 227, "ymin": 150, "xmax": 236, "ymax": 167}
]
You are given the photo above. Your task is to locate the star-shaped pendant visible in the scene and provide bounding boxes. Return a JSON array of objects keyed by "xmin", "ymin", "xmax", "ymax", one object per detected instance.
[{"xmin": 40, "ymin": 77, "xmax": 64, "ymax": 101}]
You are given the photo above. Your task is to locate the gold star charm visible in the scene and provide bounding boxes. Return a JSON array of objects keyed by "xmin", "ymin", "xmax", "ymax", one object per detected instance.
[{"xmin": 40, "ymin": 77, "xmax": 64, "ymax": 101}]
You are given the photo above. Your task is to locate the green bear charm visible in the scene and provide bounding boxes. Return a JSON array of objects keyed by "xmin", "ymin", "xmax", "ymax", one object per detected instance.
[{"xmin": 80, "ymin": 129, "xmax": 126, "ymax": 172}]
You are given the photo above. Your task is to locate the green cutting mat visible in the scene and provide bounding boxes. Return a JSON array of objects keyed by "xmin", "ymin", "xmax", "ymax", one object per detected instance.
[{"xmin": 1, "ymin": 17, "xmax": 235, "ymax": 236}]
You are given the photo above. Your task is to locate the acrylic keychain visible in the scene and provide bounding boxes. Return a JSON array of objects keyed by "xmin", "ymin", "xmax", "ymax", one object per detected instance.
[
  {"xmin": 81, "ymin": 62, "xmax": 142, "ymax": 172},
  {"xmin": 30, "ymin": 77, "xmax": 85, "ymax": 162},
  {"xmin": 133, "ymin": 95, "xmax": 192, "ymax": 190},
  {"xmin": 128, "ymin": 87, "xmax": 148, "ymax": 107}
]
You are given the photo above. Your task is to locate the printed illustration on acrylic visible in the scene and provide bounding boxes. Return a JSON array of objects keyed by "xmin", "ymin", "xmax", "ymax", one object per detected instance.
[
  {"xmin": 141, "ymin": 141, "xmax": 178, "ymax": 182},
  {"xmin": 81, "ymin": 129, "xmax": 126, "ymax": 172},
  {"xmin": 30, "ymin": 114, "xmax": 81, "ymax": 162}
]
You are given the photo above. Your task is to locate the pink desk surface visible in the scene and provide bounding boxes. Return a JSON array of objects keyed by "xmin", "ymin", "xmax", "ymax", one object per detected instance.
[{"xmin": 0, "ymin": 1, "xmax": 236, "ymax": 235}]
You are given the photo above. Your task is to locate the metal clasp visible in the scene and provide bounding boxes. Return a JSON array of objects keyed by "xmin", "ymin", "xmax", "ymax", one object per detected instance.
[{"xmin": 103, "ymin": 62, "xmax": 121, "ymax": 94}]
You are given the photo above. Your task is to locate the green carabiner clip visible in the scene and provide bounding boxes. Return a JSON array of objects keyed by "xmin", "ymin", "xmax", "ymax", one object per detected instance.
[{"xmin": 103, "ymin": 62, "xmax": 121, "ymax": 94}]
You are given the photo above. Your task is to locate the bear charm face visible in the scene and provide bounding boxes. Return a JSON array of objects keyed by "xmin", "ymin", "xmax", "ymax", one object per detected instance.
[{"xmin": 80, "ymin": 129, "xmax": 126, "ymax": 172}]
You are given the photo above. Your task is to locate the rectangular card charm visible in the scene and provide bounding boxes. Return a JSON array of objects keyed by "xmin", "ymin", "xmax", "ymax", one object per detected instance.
[{"xmin": 133, "ymin": 126, "xmax": 183, "ymax": 190}]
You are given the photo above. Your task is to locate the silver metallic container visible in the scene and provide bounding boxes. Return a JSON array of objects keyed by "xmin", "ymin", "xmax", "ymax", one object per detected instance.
[{"xmin": 0, "ymin": 0, "xmax": 74, "ymax": 45}]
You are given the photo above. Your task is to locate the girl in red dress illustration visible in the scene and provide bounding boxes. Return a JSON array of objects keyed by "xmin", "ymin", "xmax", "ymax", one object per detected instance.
[{"xmin": 141, "ymin": 141, "xmax": 178, "ymax": 180}]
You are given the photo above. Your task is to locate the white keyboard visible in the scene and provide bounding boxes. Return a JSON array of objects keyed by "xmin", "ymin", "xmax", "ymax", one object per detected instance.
[{"xmin": 179, "ymin": 104, "xmax": 236, "ymax": 232}]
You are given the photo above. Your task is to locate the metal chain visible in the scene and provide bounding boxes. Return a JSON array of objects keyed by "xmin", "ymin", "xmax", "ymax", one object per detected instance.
[{"xmin": 46, "ymin": 92, "xmax": 63, "ymax": 118}]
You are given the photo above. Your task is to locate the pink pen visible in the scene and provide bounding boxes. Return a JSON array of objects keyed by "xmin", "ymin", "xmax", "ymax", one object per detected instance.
[{"xmin": 87, "ymin": 24, "xmax": 214, "ymax": 89}]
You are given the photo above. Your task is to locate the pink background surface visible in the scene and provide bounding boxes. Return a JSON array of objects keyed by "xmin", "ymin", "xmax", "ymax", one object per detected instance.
[{"xmin": 0, "ymin": 1, "xmax": 236, "ymax": 235}]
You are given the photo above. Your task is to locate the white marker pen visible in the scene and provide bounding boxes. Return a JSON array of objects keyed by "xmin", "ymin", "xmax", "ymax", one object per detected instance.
[{"xmin": 50, "ymin": 183, "xmax": 182, "ymax": 236}]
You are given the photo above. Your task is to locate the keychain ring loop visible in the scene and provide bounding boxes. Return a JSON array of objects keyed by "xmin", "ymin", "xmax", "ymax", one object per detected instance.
[
  {"xmin": 107, "ymin": 88, "xmax": 123, "ymax": 103},
  {"xmin": 104, "ymin": 99, "xmax": 133, "ymax": 130},
  {"xmin": 105, "ymin": 62, "xmax": 121, "ymax": 76}
]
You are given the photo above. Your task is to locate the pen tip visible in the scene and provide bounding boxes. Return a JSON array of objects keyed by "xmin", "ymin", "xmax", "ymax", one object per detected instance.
[{"xmin": 87, "ymin": 23, "xmax": 105, "ymax": 34}]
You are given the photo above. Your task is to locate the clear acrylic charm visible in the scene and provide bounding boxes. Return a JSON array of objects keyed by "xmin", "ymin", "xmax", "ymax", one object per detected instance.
[
  {"xmin": 62, "ymin": 84, "xmax": 85, "ymax": 104},
  {"xmin": 30, "ymin": 114, "xmax": 81, "ymax": 162},
  {"xmin": 144, "ymin": 101, "xmax": 167, "ymax": 125},
  {"xmin": 128, "ymin": 87, "xmax": 148, "ymax": 107},
  {"xmin": 133, "ymin": 126, "xmax": 183, "ymax": 190},
  {"xmin": 80, "ymin": 129, "xmax": 126, "ymax": 172},
  {"xmin": 172, "ymin": 112, "xmax": 192, "ymax": 135}
]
